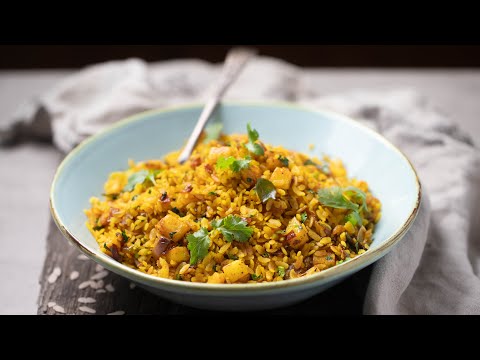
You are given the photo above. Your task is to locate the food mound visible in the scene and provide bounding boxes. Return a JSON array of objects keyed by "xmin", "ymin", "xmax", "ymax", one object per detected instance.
[{"xmin": 85, "ymin": 123, "xmax": 381, "ymax": 284}]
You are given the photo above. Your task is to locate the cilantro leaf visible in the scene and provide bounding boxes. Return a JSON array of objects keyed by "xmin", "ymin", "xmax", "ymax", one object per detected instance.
[
  {"xmin": 121, "ymin": 230, "xmax": 129, "ymax": 242},
  {"xmin": 204, "ymin": 122, "xmax": 223, "ymax": 143},
  {"xmin": 344, "ymin": 186, "xmax": 368, "ymax": 213},
  {"xmin": 216, "ymin": 156, "xmax": 236, "ymax": 170},
  {"xmin": 245, "ymin": 142, "xmax": 264, "ymax": 156},
  {"xmin": 247, "ymin": 123, "xmax": 259, "ymax": 142},
  {"xmin": 186, "ymin": 227, "xmax": 211, "ymax": 265},
  {"xmin": 123, "ymin": 169, "xmax": 161, "ymax": 192},
  {"xmin": 251, "ymin": 273, "xmax": 262, "ymax": 281},
  {"xmin": 300, "ymin": 212, "xmax": 308, "ymax": 223},
  {"xmin": 216, "ymin": 156, "xmax": 251, "ymax": 172},
  {"xmin": 231, "ymin": 157, "xmax": 251, "ymax": 172},
  {"xmin": 211, "ymin": 218, "xmax": 223, "ymax": 229},
  {"xmin": 245, "ymin": 123, "xmax": 264, "ymax": 156},
  {"xmin": 278, "ymin": 155, "xmax": 289, "ymax": 167},
  {"xmin": 146, "ymin": 169, "xmax": 162, "ymax": 187},
  {"xmin": 254, "ymin": 178, "xmax": 276, "ymax": 203},
  {"xmin": 345, "ymin": 211, "xmax": 362, "ymax": 226},
  {"xmin": 211, "ymin": 215, "xmax": 253, "ymax": 242},
  {"xmin": 317, "ymin": 187, "xmax": 359, "ymax": 211},
  {"xmin": 277, "ymin": 266, "xmax": 286, "ymax": 277}
]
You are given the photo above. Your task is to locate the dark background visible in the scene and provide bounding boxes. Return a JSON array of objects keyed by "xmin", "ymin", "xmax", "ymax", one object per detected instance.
[{"xmin": 2, "ymin": 45, "xmax": 480, "ymax": 68}]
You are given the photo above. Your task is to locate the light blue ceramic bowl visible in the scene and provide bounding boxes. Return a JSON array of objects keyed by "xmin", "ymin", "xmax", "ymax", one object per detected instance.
[{"xmin": 50, "ymin": 102, "xmax": 421, "ymax": 311}]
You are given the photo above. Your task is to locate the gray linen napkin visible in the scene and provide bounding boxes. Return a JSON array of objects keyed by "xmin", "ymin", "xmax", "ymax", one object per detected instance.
[{"xmin": 4, "ymin": 57, "xmax": 479, "ymax": 314}]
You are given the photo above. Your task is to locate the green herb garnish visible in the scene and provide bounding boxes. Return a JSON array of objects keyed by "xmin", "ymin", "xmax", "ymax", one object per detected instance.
[
  {"xmin": 208, "ymin": 191, "xmax": 219, "ymax": 196},
  {"xmin": 278, "ymin": 155, "xmax": 289, "ymax": 167},
  {"xmin": 251, "ymin": 273, "xmax": 262, "ymax": 281},
  {"xmin": 216, "ymin": 156, "xmax": 251, "ymax": 172},
  {"xmin": 317, "ymin": 187, "xmax": 360, "ymax": 212},
  {"xmin": 121, "ymin": 230, "xmax": 128, "ymax": 243},
  {"xmin": 211, "ymin": 215, "xmax": 253, "ymax": 243},
  {"xmin": 318, "ymin": 186, "xmax": 368, "ymax": 227},
  {"xmin": 245, "ymin": 123, "xmax": 264, "ymax": 156},
  {"xmin": 277, "ymin": 266, "xmax": 286, "ymax": 277},
  {"xmin": 186, "ymin": 227, "xmax": 211, "ymax": 265},
  {"xmin": 123, "ymin": 169, "xmax": 162, "ymax": 192},
  {"xmin": 300, "ymin": 213, "xmax": 307, "ymax": 223},
  {"xmin": 262, "ymin": 252, "xmax": 270, "ymax": 258},
  {"xmin": 204, "ymin": 122, "xmax": 223, "ymax": 143},
  {"xmin": 254, "ymin": 178, "xmax": 276, "ymax": 203},
  {"xmin": 344, "ymin": 186, "xmax": 368, "ymax": 213},
  {"xmin": 93, "ymin": 225, "xmax": 104, "ymax": 231},
  {"xmin": 345, "ymin": 211, "xmax": 362, "ymax": 226}
]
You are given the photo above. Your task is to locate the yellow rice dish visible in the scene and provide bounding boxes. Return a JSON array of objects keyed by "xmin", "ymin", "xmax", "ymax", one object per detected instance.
[{"xmin": 85, "ymin": 123, "xmax": 381, "ymax": 284}]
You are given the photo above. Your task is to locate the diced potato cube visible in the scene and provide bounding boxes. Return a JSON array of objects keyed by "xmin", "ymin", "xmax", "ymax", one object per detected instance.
[
  {"xmin": 222, "ymin": 260, "xmax": 251, "ymax": 283},
  {"xmin": 208, "ymin": 146, "xmax": 232, "ymax": 163},
  {"xmin": 270, "ymin": 167, "xmax": 292, "ymax": 190},
  {"xmin": 166, "ymin": 246, "xmax": 190, "ymax": 264},
  {"xmin": 156, "ymin": 214, "xmax": 190, "ymax": 242},
  {"xmin": 313, "ymin": 250, "xmax": 336, "ymax": 269},
  {"xmin": 284, "ymin": 217, "xmax": 309, "ymax": 249},
  {"xmin": 207, "ymin": 272, "xmax": 225, "ymax": 284}
]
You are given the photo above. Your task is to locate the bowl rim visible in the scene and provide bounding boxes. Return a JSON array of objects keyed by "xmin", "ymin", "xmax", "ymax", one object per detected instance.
[{"xmin": 50, "ymin": 101, "xmax": 422, "ymax": 292}]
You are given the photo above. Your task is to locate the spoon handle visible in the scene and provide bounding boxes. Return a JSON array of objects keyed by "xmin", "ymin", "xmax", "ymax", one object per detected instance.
[{"xmin": 177, "ymin": 47, "xmax": 256, "ymax": 164}]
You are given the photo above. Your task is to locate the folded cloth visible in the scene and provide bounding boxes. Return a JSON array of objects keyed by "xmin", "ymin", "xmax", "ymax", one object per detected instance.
[{"xmin": 4, "ymin": 57, "xmax": 479, "ymax": 314}]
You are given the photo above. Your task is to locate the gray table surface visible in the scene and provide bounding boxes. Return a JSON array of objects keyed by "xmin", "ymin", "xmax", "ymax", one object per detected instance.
[{"xmin": 1, "ymin": 69, "xmax": 479, "ymax": 314}]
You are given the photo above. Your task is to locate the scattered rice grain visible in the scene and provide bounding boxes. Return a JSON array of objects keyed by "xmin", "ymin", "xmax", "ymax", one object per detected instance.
[
  {"xmin": 79, "ymin": 280, "xmax": 94, "ymax": 289},
  {"xmin": 53, "ymin": 305, "xmax": 65, "ymax": 313},
  {"xmin": 79, "ymin": 306, "xmax": 96, "ymax": 314},
  {"xmin": 107, "ymin": 310, "xmax": 125, "ymax": 315},
  {"xmin": 69, "ymin": 271, "xmax": 79, "ymax": 280},
  {"xmin": 90, "ymin": 270, "xmax": 109, "ymax": 280},
  {"xmin": 78, "ymin": 297, "xmax": 96, "ymax": 304}
]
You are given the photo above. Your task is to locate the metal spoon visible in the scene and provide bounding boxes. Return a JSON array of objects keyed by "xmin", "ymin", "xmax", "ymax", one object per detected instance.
[{"xmin": 177, "ymin": 47, "xmax": 256, "ymax": 164}]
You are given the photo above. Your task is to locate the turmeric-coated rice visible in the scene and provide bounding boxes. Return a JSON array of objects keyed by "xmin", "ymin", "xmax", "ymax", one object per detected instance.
[{"xmin": 85, "ymin": 124, "xmax": 381, "ymax": 284}]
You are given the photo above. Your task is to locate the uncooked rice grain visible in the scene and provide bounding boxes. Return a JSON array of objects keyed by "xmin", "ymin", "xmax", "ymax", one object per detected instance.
[
  {"xmin": 107, "ymin": 311, "xmax": 125, "ymax": 315},
  {"xmin": 90, "ymin": 271, "xmax": 109, "ymax": 280},
  {"xmin": 53, "ymin": 305, "xmax": 65, "ymax": 313},
  {"xmin": 78, "ymin": 297, "xmax": 96, "ymax": 304},
  {"xmin": 79, "ymin": 306, "xmax": 96, "ymax": 314}
]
